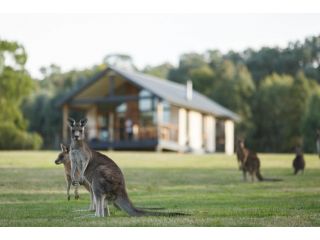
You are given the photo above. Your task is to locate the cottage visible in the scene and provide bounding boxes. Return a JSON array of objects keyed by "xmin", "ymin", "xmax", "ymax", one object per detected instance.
[{"xmin": 58, "ymin": 66, "xmax": 239, "ymax": 154}]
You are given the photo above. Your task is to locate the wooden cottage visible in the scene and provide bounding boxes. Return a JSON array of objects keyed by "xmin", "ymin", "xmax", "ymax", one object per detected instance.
[{"xmin": 58, "ymin": 66, "xmax": 239, "ymax": 154}]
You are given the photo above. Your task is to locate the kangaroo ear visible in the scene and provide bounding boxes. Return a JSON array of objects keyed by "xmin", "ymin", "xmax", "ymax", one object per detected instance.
[
  {"xmin": 79, "ymin": 118, "xmax": 88, "ymax": 127},
  {"xmin": 60, "ymin": 143, "xmax": 66, "ymax": 152},
  {"xmin": 68, "ymin": 117, "xmax": 76, "ymax": 127}
]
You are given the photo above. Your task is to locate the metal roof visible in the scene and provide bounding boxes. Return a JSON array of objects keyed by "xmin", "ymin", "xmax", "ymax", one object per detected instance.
[{"xmin": 58, "ymin": 66, "xmax": 240, "ymax": 121}]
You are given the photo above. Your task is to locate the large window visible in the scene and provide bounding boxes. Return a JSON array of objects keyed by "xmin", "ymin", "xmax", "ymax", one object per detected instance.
[
  {"xmin": 139, "ymin": 90, "xmax": 153, "ymax": 111},
  {"xmin": 97, "ymin": 114, "xmax": 108, "ymax": 141},
  {"xmin": 139, "ymin": 90, "xmax": 156, "ymax": 127}
]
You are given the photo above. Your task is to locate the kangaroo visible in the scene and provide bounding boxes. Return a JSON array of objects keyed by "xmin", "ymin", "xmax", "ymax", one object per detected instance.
[
  {"xmin": 316, "ymin": 129, "xmax": 320, "ymax": 159},
  {"xmin": 54, "ymin": 143, "xmax": 95, "ymax": 211},
  {"xmin": 56, "ymin": 143, "xmax": 163, "ymax": 213},
  {"xmin": 292, "ymin": 146, "xmax": 305, "ymax": 175},
  {"xmin": 67, "ymin": 118, "xmax": 186, "ymax": 217},
  {"xmin": 236, "ymin": 138, "xmax": 282, "ymax": 182}
]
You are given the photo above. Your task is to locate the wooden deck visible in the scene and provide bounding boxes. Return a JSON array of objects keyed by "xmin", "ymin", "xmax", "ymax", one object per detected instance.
[{"xmin": 89, "ymin": 138, "xmax": 158, "ymax": 150}]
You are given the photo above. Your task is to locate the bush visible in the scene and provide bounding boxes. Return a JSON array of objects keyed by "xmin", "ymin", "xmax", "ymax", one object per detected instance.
[
  {"xmin": 302, "ymin": 91, "xmax": 320, "ymax": 153},
  {"xmin": 0, "ymin": 123, "xmax": 43, "ymax": 150}
]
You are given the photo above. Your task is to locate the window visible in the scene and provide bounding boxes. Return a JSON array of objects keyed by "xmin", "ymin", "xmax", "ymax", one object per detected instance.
[
  {"xmin": 139, "ymin": 90, "xmax": 153, "ymax": 111},
  {"xmin": 97, "ymin": 114, "xmax": 108, "ymax": 141},
  {"xmin": 162, "ymin": 101, "xmax": 171, "ymax": 124},
  {"xmin": 116, "ymin": 102, "xmax": 127, "ymax": 113}
]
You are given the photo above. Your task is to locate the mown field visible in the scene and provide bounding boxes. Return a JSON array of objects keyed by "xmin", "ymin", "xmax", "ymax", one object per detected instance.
[{"xmin": 0, "ymin": 151, "xmax": 320, "ymax": 227}]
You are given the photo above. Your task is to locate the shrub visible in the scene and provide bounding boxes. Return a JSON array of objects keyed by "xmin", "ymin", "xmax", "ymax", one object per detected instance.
[{"xmin": 0, "ymin": 123, "xmax": 43, "ymax": 150}]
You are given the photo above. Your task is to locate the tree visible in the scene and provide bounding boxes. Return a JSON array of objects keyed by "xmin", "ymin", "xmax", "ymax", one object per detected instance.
[
  {"xmin": 285, "ymin": 72, "xmax": 313, "ymax": 148},
  {"xmin": 103, "ymin": 54, "xmax": 137, "ymax": 70},
  {"xmin": 0, "ymin": 39, "xmax": 42, "ymax": 149},
  {"xmin": 22, "ymin": 64, "xmax": 99, "ymax": 148},
  {"xmin": 250, "ymin": 74, "xmax": 293, "ymax": 152},
  {"xmin": 303, "ymin": 90, "xmax": 320, "ymax": 152},
  {"xmin": 143, "ymin": 62, "xmax": 173, "ymax": 79}
]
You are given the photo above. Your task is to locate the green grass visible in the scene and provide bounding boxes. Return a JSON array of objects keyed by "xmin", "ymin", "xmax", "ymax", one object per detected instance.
[{"xmin": 0, "ymin": 151, "xmax": 320, "ymax": 226}]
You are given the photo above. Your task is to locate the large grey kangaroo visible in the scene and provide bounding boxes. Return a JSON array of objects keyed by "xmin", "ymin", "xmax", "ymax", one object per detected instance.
[
  {"xmin": 68, "ymin": 117, "xmax": 186, "ymax": 217},
  {"xmin": 55, "ymin": 143, "xmax": 163, "ymax": 213}
]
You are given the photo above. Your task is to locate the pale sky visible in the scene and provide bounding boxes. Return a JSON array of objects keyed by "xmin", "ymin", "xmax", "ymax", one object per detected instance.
[{"xmin": 0, "ymin": 14, "xmax": 320, "ymax": 79}]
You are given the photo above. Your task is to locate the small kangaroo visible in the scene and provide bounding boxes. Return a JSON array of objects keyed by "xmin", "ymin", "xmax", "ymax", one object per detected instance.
[
  {"xmin": 54, "ymin": 143, "xmax": 96, "ymax": 211},
  {"xmin": 292, "ymin": 146, "xmax": 305, "ymax": 175},
  {"xmin": 236, "ymin": 138, "xmax": 282, "ymax": 182},
  {"xmin": 68, "ymin": 118, "xmax": 186, "ymax": 217},
  {"xmin": 316, "ymin": 129, "xmax": 320, "ymax": 159},
  {"xmin": 54, "ymin": 144, "xmax": 81, "ymax": 201}
]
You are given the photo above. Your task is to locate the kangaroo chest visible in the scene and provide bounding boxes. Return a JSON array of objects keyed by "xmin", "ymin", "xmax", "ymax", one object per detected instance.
[{"xmin": 69, "ymin": 148, "xmax": 91, "ymax": 166}]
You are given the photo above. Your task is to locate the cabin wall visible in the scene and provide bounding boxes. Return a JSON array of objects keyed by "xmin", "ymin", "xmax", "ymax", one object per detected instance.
[
  {"xmin": 188, "ymin": 110, "xmax": 203, "ymax": 151},
  {"xmin": 225, "ymin": 119, "xmax": 234, "ymax": 155},
  {"xmin": 170, "ymin": 105, "xmax": 179, "ymax": 125},
  {"xmin": 204, "ymin": 115, "xmax": 216, "ymax": 153},
  {"xmin": 178, "ymin": 108, "xmax": 187, "ymax": 146},
  {"xmin": 86, "ymin": 106, "xmax": 98, "ymax": 140}
]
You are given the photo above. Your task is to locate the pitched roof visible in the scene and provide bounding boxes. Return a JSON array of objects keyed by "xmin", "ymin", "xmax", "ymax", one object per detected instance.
[{"xmin": 58, "ymin": 66, "xmax": 240, "ymax": 121}]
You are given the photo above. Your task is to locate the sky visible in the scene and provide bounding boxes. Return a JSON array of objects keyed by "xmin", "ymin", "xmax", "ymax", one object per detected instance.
[{"xmin": 0, "ymin": 14, "xmax": 320, "ymax": 79}]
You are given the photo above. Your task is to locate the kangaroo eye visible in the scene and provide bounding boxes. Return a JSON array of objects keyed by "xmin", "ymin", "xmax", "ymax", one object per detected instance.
[
  {"xmin": 79, "ymin": 130, "xmax": 82, "ymax": 133},
  {"xmin": 72, "ymin": 130, "xmax": 75, "ymax": 133}
]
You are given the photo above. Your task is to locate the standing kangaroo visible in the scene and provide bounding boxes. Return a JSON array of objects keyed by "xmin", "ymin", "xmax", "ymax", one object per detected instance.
[
  {"xmin": 68, "ymin": 117, "xmax": 186, "ymax": 217},
  {"xmin": 316, "ymin": 129, "xmax": 320, "ymax": 159},
  {"xmin": 55, "ymin": 144, "xmax": 161, "ymax": 213},
  {"xmin": 292, "ymin": 146, "xmax": 305, "ymax": 175},
  {"xmin": 236, "ymin": 138, "xmax": 282, "ymax": 182},
  {"xmin": 54, "ymin": 143, "xmax": 95, "ymax": 210}
]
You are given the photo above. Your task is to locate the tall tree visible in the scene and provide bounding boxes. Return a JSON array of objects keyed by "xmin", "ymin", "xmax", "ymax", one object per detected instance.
[
  {"xmin": 0, "ymin": 39, "xmax": 42, "ymax": 149},
  {"xmin": 303, "ymin": 90, "xmax": 320, "ymax": 152}
]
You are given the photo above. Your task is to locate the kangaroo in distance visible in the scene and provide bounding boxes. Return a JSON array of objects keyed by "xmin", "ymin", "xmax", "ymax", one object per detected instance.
[
  {"xmin": 292, "ymin": 146, "xmax": 305, "ymax": 175},
  {"xmin": 236, "ymin": 138, "xmax": 282, "ymax": 182},
  {"xmin": 67, "ymin": 118, "xmax": 186, "ymax": 217}
]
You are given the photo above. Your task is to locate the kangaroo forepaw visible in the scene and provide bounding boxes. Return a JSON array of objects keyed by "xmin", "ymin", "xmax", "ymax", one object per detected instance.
[
  {"xmin": 72, "ymin": 181, "xmax": 79, "ymax": 186},
  {"xmin": 67, "ymin": 195, "xmax": 71, "ymax": 201},
  {"xmin": 75, "ymin": 195, "xmax": 80, "ymax": 200}
]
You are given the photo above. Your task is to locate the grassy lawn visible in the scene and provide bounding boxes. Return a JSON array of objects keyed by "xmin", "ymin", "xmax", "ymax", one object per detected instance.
[{"xmin": 0, "ymin": 151, "xmax": 320, "ymax": 226}]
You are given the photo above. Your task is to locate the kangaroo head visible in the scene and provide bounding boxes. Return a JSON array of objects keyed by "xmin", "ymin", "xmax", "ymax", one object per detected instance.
[
  {"xmin": 295, "ymin": 146, "xmax": 303, "ymax": 156},
  {"xmin": 68, "ymin": 117, "xmax": 88, "ymax": 141},
  {"xmin": 237, "ymin": 138, "xmax": 245, "ymax": 149},
  {"xmin": 55, "ymin": 144, "xmax": 70, "ymax": 165}
]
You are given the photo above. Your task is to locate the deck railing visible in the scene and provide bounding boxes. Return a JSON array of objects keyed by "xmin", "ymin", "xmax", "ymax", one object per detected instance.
[
  {"xmin": 94, "ymin": 124, "xmax": 179, "ymax": 142},
  {"xmin": 159, "ymin": 123, "xmax": 178, "ymax": 142}
]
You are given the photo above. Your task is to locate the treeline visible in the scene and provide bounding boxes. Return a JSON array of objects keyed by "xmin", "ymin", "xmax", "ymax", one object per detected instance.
[
  {"xmin": 1, "ymin": 35, "xmax": 320, "ymax": 152},
  {"xmin": 144, "ymin": 35, "xmax": 320, "ymax": 152}
]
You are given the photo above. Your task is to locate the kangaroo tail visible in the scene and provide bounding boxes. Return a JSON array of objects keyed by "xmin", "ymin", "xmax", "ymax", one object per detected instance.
[
  {"xmin": 261, "ymin": 178, "xmax": 283, "ymax": 182},
  {"xmin": 137, "ymin": 207, "xmax": 166, "ymax": 210},
  {"xmin": 256, "ymin": 171, "xmax": 282, "ymax": 182},
  {"xmin": 256, "ymin": 171, "xmax": 264, "ymax": 181},
  {"xmin": 114, "ymin": 190, "xmax": 188, "ymax": 217}
]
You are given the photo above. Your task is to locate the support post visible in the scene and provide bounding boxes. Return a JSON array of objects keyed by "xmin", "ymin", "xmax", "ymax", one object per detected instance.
[
  {"xmin": 108, "ymin": 112, "xmax": 114, "ymax": 143},
  {"xmin": 62, "ymin": 104, "xmax": 69, "ymax": 143},
  {"xmin": 225, "ymin": 119, "xmax": 234, "ymax": 155},
  {"xmin": 156, "ymin": 99, "xmax": 163, "ymax": 151}
]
